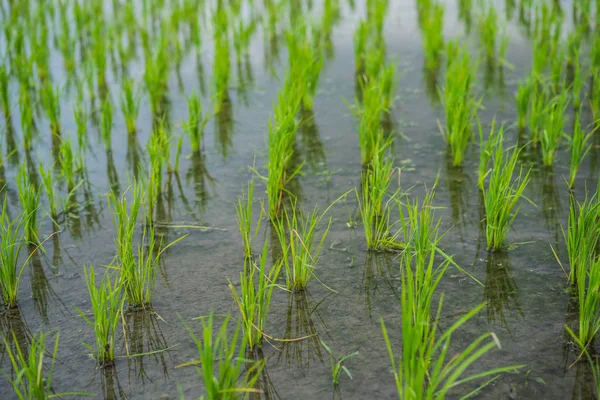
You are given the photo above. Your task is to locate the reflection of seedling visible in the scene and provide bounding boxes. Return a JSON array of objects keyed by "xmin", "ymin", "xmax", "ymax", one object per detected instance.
[{"xmin": 321, "ymin": 341, "xmax": 358, "ymax": 385}]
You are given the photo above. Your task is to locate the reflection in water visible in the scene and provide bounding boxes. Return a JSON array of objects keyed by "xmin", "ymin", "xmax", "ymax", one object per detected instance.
[
  {"xmin": 444, "ymin": 152, "xmax": 471, "ymax": 233},
  {"xmin": 246, "ymin": 347, "xmax": 280, "ymax": 400},
  {"xmin": 127, "ymin": 132, "xmax": 142, "ymax": 179},
  {"xmin": 28, "ymin": 244, "xmax": 55, "ymax": 324},
  {"xmin": 185, "ymin": 150, "xmax": 215, "ymax": 217},
  {"xmin": 483, "ymin": 250, "xmax": 523, "ymax": 331},
  {"xmin": 5, "ymin": 116, "xmax": 19, "ymax": 167},
  {"xmin": 0, "ymin": 307, "xmax": 31, "ymax": 368},
  {"xmin": 422, "ymin": 63, "xmax": 440, "ymax": 105},
  {"xmin": 278, "ymin": 290, "xmax": 327, "ymax": 373},
  {"xmin": 101, "ymin": 364, "xmax": 126, "ymax": 400},
  {"xmin": 123, "ymin": 308, "xmax": 171, "ymax": 385},
  {"xmin": 570, "ymin": 358, "xmax": 596, "ymax": 400},
  {"xmin": 457, "ymin": 0, "xmax": 472, "ymax": 34},
  {"xmin": 106, "ymin": 150, "xmax": 120, "ymax": 196},
  {"xmin": 361, "ymin": 252, "xmax": 397, "ymax": 318},
  {"xmin": 237, "ymin": 54, "xmax": 255, "ymax": 108},
  {"xmin": 299, "ymin": 108, "xmax": 326, "ymax": 171},
  {"xmin": 540, "ymin": 167, "xmax": 562, "ymax": 247},
  {"xmin": 215, "ymin": 91, "xmax": 234, "ymax": 160}
]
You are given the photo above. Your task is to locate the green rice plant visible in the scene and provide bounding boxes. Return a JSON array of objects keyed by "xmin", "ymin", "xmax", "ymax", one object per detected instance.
[
  {"xmin": 439, "ymin": 46, "xmax": 481, "ymax": 167},
  {"xmin": 229, "ymin": 241, "xmax": 282, "ymax": 350},
  {"xmin": 568, "ymin": 111, "xmax": 593, "ymax": 188},
  {"xmin": 78, "ymin": 265, "xmax": 124, "ymax": 365},
  {"xmin": 101, "ymin": 97, "xmax": 113, "ymax": 151},
  {"xmin": 39, "ymin": 165, "xmax": 58, "ymax": 221},
  {"xmin": 321, "ymin": 341, "xmax": 358, "ymax": 385},
  {"xmin": 381, "ymin": 241, "xmax": 523, "ymax": 398},
  {"xmin": 120, "ymin": 79, "xmax": 140, "ymax": 135},
  {"xmin": 421, "ymin": 2, "xmax": 445, "ymax": 70},
  {"xmin": 286, "ymin": 24, "xmax": 324, "ymax": 110},
  {"xmin": 358, "ymin": 144, "xmax": 404, "ymax": 251},
  {"xmin": 593, "ymin": 67, "xmax": 600, "ymax": 125},
  {"xmin": 528, "ymin": 81, "xmax": 548, "ymax": 144},
  {"xmin": 41, "ymin": 83, "xmax": 61, "ymax": 136},
  {"xmin": 1, "ymin": 331, "xmax": 88, "ymax": 399},
  {"xmin": 0, "ymin": 203, "xmax": 30, "ymax": 309},
  {"xmin": 515, "ymin": 79, "xmax": 532, "ymax": 130},
  {"xmin": 59, "ymin": 139, "xmax": 76, "ymax": 193},
  {"xmin": 73, "ymin": 101, "xmax": 88, "ymax": 153},
  {"xmin": 235, "ymin": 178, "xmax": 263, "ymax": 259},
  {"xmin": 540, "ymin": 89, "xmax": 569, "ymax": 166},
  {"xmin": 570, "ymin": 47, "xmax": 586, "ymax": 110},
  {"xmin": 17, "ymin": 165, "xmax": 41, "ymax": 244},
  {"xmin": 477, "ymin": 118, "xmax": 502, "ymax": 191},
  {"xmin": 479, "ymin": 5, "xmax": 499, "ymax": 58},
  {"xmin": 19, "ymin": 88, "xmax": 35, "ymax": 151},
  {"xmin": 185, "ymin": 91, "xmax": 209, "ymax": 152},
  {"xmin": 274, "ymin": 202, "xmax": 333, "ymax": 291},
  {"xmin": 0, "ymin": 65, "xmax": 9, "ymax": 118},
  {"xmin": 355, "ymin": 77, "xmax": 387, "ymax": 166},
  {"xmin": 182, "ymin": 313, "xmax": 264, "ymax": 399},
  {"xmin": 483, "ymin": 136, "xmax": 531, "ymax": 250},
  {"xmin": 354, "ymin": 20, "xmax": 369, "ymax": 72},
  {"xmin": 147, "ymin": 124, "xmax": 169, "ymax": 221}
]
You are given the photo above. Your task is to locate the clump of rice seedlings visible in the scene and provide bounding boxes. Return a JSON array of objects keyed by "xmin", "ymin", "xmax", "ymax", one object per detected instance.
[
  {"xmin": 484, "ymin": 136, "xmax": 531, "ymax": 250},
  {"xmin": 120, "ymin": 79, "xmax": 140, "ymax": 135},
  {"xmin": 213, "ymin": 10, "xmax": 231, "ymax": 113},
  {"xmin": 39, "ymin": 165, "xmax": 58, "ymax": 222},
  {"xmin": 185, "ymin": 91, "xmax": 209, "ymax": 152},
  {"xmin": 286, "ymin": 24, "xmax": 324, "ymax": 110},
  {"xmin": 568, "ymin": 111, "xmax": 593, "ymax": 188},
  {"xmin": 235, "ymin": 178, "xmax": 263, "ymax": 259},
  {"xmin": 17, "ymin": 165, "xmax": 41, "ymax": 244},
  {"xmin": 147, "ymin": 124, "xmax": 170, "ymax": 221},
  {"xmin": 540, "ymin": 89, "xmax": 569, "ymax": 166},
  {"xmin": 358, "ymin": 144, "xmax": 404, "ymax": 251},
  {"xmin": 19, "ymin": 88, "xmax": 35, "ymax": 151},
  {"xmin": 354, "ymin": 76, "xmax": 388, "ymax": 166},
  {"xmin": 527, "ymin": 81, "xmax": 549, "ymax": 144},
  {"xmin": 420, "ymin": 2, "xmax": 445, "ymax": 70},
  {"xmin": 439, "ymin": 46, "xmax": 481, "ymax": 167},
  {"xmin": 569, "ymin": 47, "xmax": 586, "ymax": 110},
  {"xmin": 566, "ymin": 254, "xmax": 600, "ymax": 350},
  {"xmin": 477, "ymin": 118, "xmax": 502, "ymax": 191},
  {"xmin": 101, "ymin": 97, "xmax": 113, "ymax": 151},
  {"xmin": 59, "ymin": 139, "xmax": 76, "ymax": 194},
  {"xmin": 515, "ymin": 79, "xmax": 532, "ymax": 130},
  {"xmin": 73, "ymin": 98, "xmax": 88, "ymax": 154},
  {"xmin": 229, "ymin": 242, "xmax": 282, "ymax": 350},
  {"xmin": 479, "ymin": 5, "xmax": 499, "ymax": 58},
  {"xmin": 0, "ymin": 203, "xmax": 30, "ymax": 309},
  {"xmin": 183, "ymin": 313, "xmax": 264, "ymax": 399},
  {"xmin": 41, "ymin": 83, "xmax": 61, "ymax": 136},
  {"xmin": 321, "ymin": 341, "xmax": 358, "ymax": 385},
  {"xmin": 78, "ymin": 265, "xmax": 124, "ymax": 365},
  {"xmin": 274, "ymin": 201, "xmax": 333, "ymax": 291},
  {"xmin": 2, "ymin": 331, "xmax": 66, "ymax": 399}
]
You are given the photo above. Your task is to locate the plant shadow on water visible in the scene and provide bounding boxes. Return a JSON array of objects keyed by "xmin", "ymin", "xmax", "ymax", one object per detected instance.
[
  {"xmin": 299, "ymin": 108, "xmax": 326, "ymax": 172},
  {"xmin": 444, "ymin": 151, "xmax": 472, "ymax": 236},
  {"xmin": 246, "ymin": 347, "xmax": 281, "ymax": 400},
  {"xmin": 0, "ymin": 306, "xmax": 31, "ymax": 369},
  {"xmin": 185, "ymin": 149, "xmax": 215, "ymax": 217},
  {"xmin": 28, "ymin": 244, "xmax": 56, "ymax": 324},
  {"xmin": 361, "ymin": 251, "xmax": 398, "ymax": 319},
  {"xmin": 123, "ymin": 307, "xmax": 171, "ymax": 386},
  {"xmin": 215, "ymin": 91, "xmax": 234, "ymax": 160},
  {"xmin": 277, "ymin": 290, "xmax": 328, "ymax": 373},
  {"xmin": 100, "ymin": 364, "xmax": 126, "ymax": 400}
]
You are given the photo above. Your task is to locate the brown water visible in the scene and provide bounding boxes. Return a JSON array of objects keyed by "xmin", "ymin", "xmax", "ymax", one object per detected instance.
[{"xmin": 1, "ymin": 0, "xmax": 598, "ymax": 399}]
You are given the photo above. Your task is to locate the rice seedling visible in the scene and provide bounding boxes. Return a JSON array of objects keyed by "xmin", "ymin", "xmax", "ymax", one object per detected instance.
[
  {"xmin": 73, "ymin": 98, "xmax": 88, "ymax": 154},
  {"xmin": 321, "ymin": 341, "xmax": 358, "ymax": 385},
  {"xmin": 477, "ymin": 118, "xmax": 501, "ymax": 191},
  {"xmin": 528, "ymin": 81, "xmax": 548, "ymax": 145},
  {"xmin": 568, "ymin": 111, "xmax": 593, "ymax": 188},
  {"xmin": 354, "ymin": 76, "xmax": 387, "ymax": 166},
  {"xmin": 121, "ymin": 79, "xmax": 140, "ymax": 135},
  {"xmin": 78, "ymin": 265, "xmax": 124, "ymax": 365},
  {"xmin": 235, "ymin": 178, "xmax": 263, "ymax": 259},
  {"xmin": 358, "ymin": 144, "xmax": 404, "ymax": 251},
  {"xmin": 101, "ymin": 97, "xmax": 113, "ymax": 151},
  {"xmin": 19, "ymin": 88, "xmax": 35, "ymax": 151},
  {"xmin": 59, "ymin": 139, "xmax": 76, "ymax": 193},
  {"xmin": 381, "ymin": 242, "xmax": 523, "ymax": 398},
  {"xmin": 17, "ymin": 165, "xmax": 41, "ymax": 244},
  {"xmin": 420, "ymin": 2, "xmax": 445, "ymax": 70},
  {"xmin": 229, "ymin": 241, "xmax": 282, "ymax": 350},
  {"xmin": 540, "ymin": 89, "xmax": 569, "ymax": 166},
  {"xmin": 182, "ymin": 313, "xmax": 264, "ymax": 399},
  {"xmin": 515, "ymin": 79, "xmax": 532, "ymax": 130},
  {"xmin": 39, "ymin": 165, "xmax": 58, "ymax": 222},
  {"xmin": 0, "ymin": 65, "xmax": 9, "ymax": 118},
  {"xmin": 274, "ymin": 201, "xmax": 334, "ymax": 291},
  {"xmin": 286, "ymin": 24, "xmax": 324, "ymax": 110},
  {"xmin": 479, "ymin": 5, "xmax": 499, "ymax": 58},
  {"xmin": 483, "ymin": 136, "xmax": 531, "ymax": 250},
  {"xmin": 0, "ymin": 203, "xmax": 30, "ymax": 309},
  {"xmin": 1, "ymin": 331, "xmax": 88, "ymax": 399},
  {"xmin": 439, "ymin": 46, "xmax": 481, "ymax": 167},
  {"xmin": 41, "ymin": 83, "xmax": 61, "ymax": 136},
  {"xmin": 592, "ymin": 67, "xmax": 600, "ymax": 125},
  {"xmin": 185, "ymin": 91, "xmax": 209, "ymax": 153}
]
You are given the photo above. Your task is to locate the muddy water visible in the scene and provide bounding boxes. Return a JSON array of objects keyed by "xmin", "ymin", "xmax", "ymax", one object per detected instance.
[{"xmin": 0, "ymin": 0, "xmax": 597, "ymax": 399}]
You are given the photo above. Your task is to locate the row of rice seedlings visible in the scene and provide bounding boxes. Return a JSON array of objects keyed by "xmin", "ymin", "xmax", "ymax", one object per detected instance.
[
  {"xmin": 1, "ymin": 331, "xmax": 87, "ymax": 398},
  {"xmin": 286, "ymin": 23, "xmax": 324, "ymax": 110},
  {"xmin": 540, "ymin": 88, "xmax": 569, "ymax": 166},
  {"xmin": 16, "ymin": 165, "xmax": 41, "ymax": 244},
  {"xmin": 568, "ymin": 111, "xmax": 593, "ymax": 188},
  {"xmin": 182, "ymin": 313, "xmax": 264, "ymax": 399},
  {"xmin": 483, "ymin": 131, "xmax": 531, "ymax": 250},
  {"xmin": 235, "ymin": 178, "xmax": 263, "ymax": 259},
  {"xmin": 354, "ymin": 0, "xmax": 387, "ymax": 75},
  {"xmin": 264, "ymin": 79, "xmax": 303, "ymax": 220},
  {"xmin": 357, "ymin": 143, "xmax": 404, "ymax": 251},
  {"xmin": 274, "ymin": 202, "xmax": 332, "ymax": 291},
  {"xmin": 381, "ymin": 240, "xmax": 522, "ymax": 397},
  {"xmin": 439, "ymin": 44, "xmax": 481, "ymax": 167},
  {"xmin": 229, "ymin": 242, "xmax": 282, "ymax": 349},
  {"xmin": 78, "ymin": 265, "xmax": 124, "ymax": 365}
]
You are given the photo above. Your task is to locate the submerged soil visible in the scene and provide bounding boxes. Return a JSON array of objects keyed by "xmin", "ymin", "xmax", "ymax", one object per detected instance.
[{"xmin": 0, "ymin": 0, "xmax": 597, "ymax": 399}]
